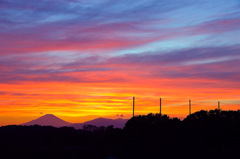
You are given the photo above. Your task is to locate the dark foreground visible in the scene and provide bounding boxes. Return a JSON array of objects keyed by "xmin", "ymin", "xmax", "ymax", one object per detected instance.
[{"xmin": 1, "ymin": 109, "xmax": 240, "ymax": 159}]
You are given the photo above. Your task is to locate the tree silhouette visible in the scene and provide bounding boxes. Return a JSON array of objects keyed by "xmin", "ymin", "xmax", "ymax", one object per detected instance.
[{"xmin": 125, "ymin": 113, "xmax": 180, "ymax": 133}]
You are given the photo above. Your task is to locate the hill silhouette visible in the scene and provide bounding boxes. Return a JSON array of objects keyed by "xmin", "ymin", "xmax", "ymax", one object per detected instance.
[
  {"xmin": 2, "ymin": 109, "xmax": 240, "ymax": 159},
  {"xmin": 70, "ymin": 117, "xmax": 128, "ymax": 129}
]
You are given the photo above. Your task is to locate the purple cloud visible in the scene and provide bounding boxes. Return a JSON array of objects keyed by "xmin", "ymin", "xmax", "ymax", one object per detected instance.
[{"xmin": 0, "ymin": 45, "xmax": 239, "ymax": 86}]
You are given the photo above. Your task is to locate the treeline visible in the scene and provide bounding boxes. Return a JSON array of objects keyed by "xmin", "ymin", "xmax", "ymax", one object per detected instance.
[{"xmin": 1, "ymin": 109, "xmax": 240, "ymax": 159}]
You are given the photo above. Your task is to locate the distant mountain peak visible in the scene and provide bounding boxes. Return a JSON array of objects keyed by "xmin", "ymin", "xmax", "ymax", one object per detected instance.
[
  {"xmin": 70, "ymin": 118, "xmax": 129, "ymax": 129},
  {"xmin": 41, "ymin": 114, "xmax": 58, "ymax": 118},
  {"xmin": 44, "ymin": 114, "xmax": 55, "ymax": 116},
  {"xmin": 21, "ymin": 114, "xmax": 71, "ymax": 127}
]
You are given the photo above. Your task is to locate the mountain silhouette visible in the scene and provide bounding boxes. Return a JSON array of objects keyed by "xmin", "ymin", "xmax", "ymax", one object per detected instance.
[
  {"xmin": 70, "ymin": 117, "xmax": 128, "ymax": 129},
  {"xmin": 21, "ymin": 114, "xmax": 71, "ymax": 127},
  {"xmin": 21, "ymin": 114, "xmax": 128, "ymax": 129}
]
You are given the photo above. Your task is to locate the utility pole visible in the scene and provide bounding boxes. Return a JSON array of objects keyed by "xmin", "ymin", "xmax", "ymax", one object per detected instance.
[
  {"xmin": 160, "ymin": 98, "xmax": 162, "ymax": 116},
  {"xmin": 133, "ymin": 96, "xmax": 135, "ymax": 117},
  {"xmin": 189, "ymin": 99, "xmax": 191, "ymax": 115},
  {"xmin": 218, "ymin": 101, "xmax": 220, "ymax": 110}
]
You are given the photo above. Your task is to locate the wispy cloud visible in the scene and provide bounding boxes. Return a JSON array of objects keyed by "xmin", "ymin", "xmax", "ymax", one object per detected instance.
[
  {"xmin": 0, "ymin": 0, "xmax": 240, "ymax": 125},
  {"xmin": 1, "ymin": 45, "xmax": 239, "ymax": 85}
]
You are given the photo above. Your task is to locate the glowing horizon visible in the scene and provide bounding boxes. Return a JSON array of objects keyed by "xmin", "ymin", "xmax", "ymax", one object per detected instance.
[{"xmin": 0, "ymin": 0, "xmax": 240, "ymax": 126}]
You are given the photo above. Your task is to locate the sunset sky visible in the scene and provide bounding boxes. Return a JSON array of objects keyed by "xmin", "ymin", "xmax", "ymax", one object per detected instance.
[{"xmin": 0, "ymin": 0, "xmax": 240, "ymax": 126}]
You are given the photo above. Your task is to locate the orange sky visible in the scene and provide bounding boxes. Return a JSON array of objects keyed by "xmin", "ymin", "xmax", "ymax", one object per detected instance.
[
  {"xmin": 0, "ymin": 77, "xmax": 239, "ymax": 126},
  {"xmin": 1, "ymin": 1, "xmax": 240, "ymax": 126}
]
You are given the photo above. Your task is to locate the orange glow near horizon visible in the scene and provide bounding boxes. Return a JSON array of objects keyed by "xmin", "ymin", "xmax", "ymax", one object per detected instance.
[{"xmin": 0, "ymin": 76, "xmax": 239, "ymax": 126}]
